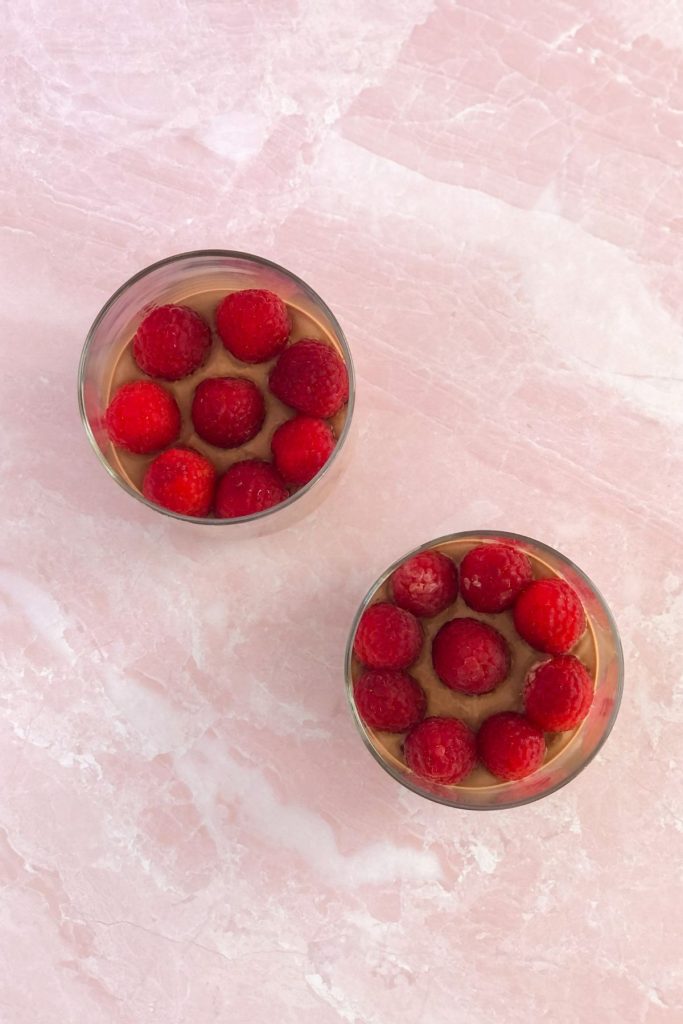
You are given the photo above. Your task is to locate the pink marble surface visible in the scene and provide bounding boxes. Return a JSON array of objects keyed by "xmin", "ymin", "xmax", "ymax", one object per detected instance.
[{"xmin": 1, "ymin": 1, "xmax": 682, "ymax": 1021}]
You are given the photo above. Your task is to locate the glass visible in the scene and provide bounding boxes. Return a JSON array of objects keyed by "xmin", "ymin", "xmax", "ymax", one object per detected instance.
[
  {"xmin": 345, "ymin": 530, "xmax": 623, "ymax": 810},
  {"xmin": 78, "ymin": 250, "xmax": 355, "ymax": 531}
]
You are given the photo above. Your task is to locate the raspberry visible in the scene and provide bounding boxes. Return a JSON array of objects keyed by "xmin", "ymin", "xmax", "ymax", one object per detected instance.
[
  {"xmin": 132, "ymin": 305, "xmax": 211, "ymax": 381},
  {"xmin": 477, "ymin": 712, "xmax": 545, "ymax": 781},
  {"xmin": 389, "ymin": 550, "xmax": 458, "ymax": 618},
  {"xmin": 461, "ymin": 543, "xmax": 533, "ymax": 613},
  {"xmin": 269, "ymin": 339, "xmax": 349, "ymax": 418},
  {"xmin": 142, "ymin": 447, "xmax": 215, "ymax": 517},
  {"xmin": 105, "ymin": 380, "xmax": 180, "ymax": 454},
  {"xmin": 353, "ymin": 602, "xmax": 423, "ymax": 670},
  {"xmin": 404, "ymin": 717, "xmax": 476, "ymax": 785},
  {"xmin": 353, "ymin": 670, "xmax": 426, "ymax": 733},
  {"xmin": 514, "ymin": 578, "xmax": 585, "ymax": 654},
  {"xmin": 271, "ymin": 415, "xmax": 335, "ymax": 486},
  {"xmin": 524, "ymin": 655, "xmax": 594, "ymax": 732},
  {"xmin": 215, "ymin": 459, "xmax": 288, "ymax": 519},
  {"xmin": 191, "ymin": 376, "xmax": 265, "ymax": 448},
  {"xmin": 432, "ymin": 617, "xmax": 510, "ymax": 695},
  {"xmin": 216, "ymin": 289, "xmax": 290, "ymax": 363}
]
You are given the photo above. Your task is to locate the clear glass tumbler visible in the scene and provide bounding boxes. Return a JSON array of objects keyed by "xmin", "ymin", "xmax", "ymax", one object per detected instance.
[
  {"xmin": 78, "ymin": 250, "xmax": 355, "ymax": 531},
  {"xmin": 345, "ymin": 530, "xmax": 623, "ymax": 810}
]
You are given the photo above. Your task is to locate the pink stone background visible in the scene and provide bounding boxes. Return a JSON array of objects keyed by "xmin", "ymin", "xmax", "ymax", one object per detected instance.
[{"xmin": 1, "ymin": 2, "xmax": 682, "ymax": 1021}]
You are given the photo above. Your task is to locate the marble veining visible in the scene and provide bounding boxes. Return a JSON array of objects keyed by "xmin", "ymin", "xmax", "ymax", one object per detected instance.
[{"xmin": 1, "ymin": 1, "xmax": 682, "ymax": 1021}]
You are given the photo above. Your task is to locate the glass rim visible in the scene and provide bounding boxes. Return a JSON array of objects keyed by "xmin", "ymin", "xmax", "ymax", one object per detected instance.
[
  {"xmin": 344, "ymin": 529, "xmax": 625, "ymax": 811},
  {"xmin": 77, "ymin": 249, "xmax": 356, "ymax": 526}
]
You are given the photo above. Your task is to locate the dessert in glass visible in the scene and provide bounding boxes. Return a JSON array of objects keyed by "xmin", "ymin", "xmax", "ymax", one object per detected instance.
[
  {"xmin": 79, "ymin": 251, "xmax": 354, "ymax": 530},
  {"xmin": 345, "ymin": 530, "xmax": 623, "ymax": 810}
]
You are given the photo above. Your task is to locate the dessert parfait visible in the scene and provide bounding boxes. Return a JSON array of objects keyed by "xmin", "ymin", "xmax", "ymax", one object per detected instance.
[
  {"xmin": 346, "ymin": 531, "xmax": 623, "ymax": 810},
  {"xmin": 79, "ymin": 252, "xmax": 354, "ymax": 524}
]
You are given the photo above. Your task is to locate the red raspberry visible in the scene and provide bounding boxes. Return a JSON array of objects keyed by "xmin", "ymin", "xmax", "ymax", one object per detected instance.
[
  {"xmin": 477, "ymin": 712, "xmax": 545, "ymax": 781},
  {"xmin": 269, "ymin": 339, "xmax": 349, "ymax": 418},
  {"xmin": 432, "ymin": 617, "xmax": 510, "ymax": 695},
  {"xmin": 460, "ymin": 543, "xmax": 533, "ymax": 613},
  {"xmin": 142, "ymin": 447, "xmax": 215, "ymax": 517},
  {"xmin": 191, "ymin": 376, "xmax": 265, "ymax": 448},
  {"xmin": 215, "ymin": 459, "xmax": 288, "ymax": 519},
  {"xmin": 353, "ymin": 670, "xmax": 426, "ymax": 733},
  {"xmin": 404, "ymin": 717, "xmax": 476, "ymax": 785},
  {"xmin": 271, "ymin": 415, "xmax": 335, "ymax": 486},
  {"xmin": 524, "ymin": 655, "xmax": 594, "ymax": 732},
  {"xmin": 353, "ymin": 602, "xmax": 423, "ymax": 670},
  {"xmin": 105, "ymin": 380, "xmax": 180, "ymax": 454},
  {"xmin": 514, "ymin": 578, "xmax": 585, "ymax": 654},
  {"xmin": 132, "ymin": 305, "xmax": 211, "ymax": 381},
  {"xmin": 389, "ymin": 550, "xmax": 458, "ymax": 618},
  {"xmin": 216, "ymin": 289, "xmax": 290, "ymax": 363}
]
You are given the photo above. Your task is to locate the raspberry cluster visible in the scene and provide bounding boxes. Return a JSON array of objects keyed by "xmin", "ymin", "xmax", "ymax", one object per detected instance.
[
  {"xmin": 104, "ymin": 291, "xmax": 349, "ymax": 518},
  {"xmin": 352, "ymin": 542, "xmax": 593, "ymax": 785}
]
